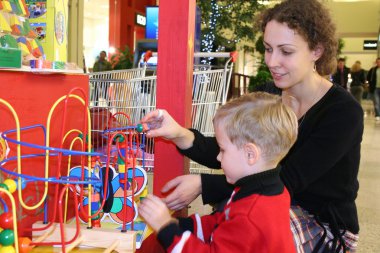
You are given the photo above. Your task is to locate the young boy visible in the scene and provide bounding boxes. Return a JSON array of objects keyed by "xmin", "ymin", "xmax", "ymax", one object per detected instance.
[{"xmin": 138, "ymin": 92, "xmax": 298, "ymax": 253}]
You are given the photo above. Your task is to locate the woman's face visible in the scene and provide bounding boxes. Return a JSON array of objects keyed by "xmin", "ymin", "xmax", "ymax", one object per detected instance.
[{"xmin": 263, "ymin": 20, "xmax": 318, "ymax": 90}]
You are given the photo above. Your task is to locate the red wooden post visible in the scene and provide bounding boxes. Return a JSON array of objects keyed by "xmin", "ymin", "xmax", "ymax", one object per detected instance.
[{"xmin": 153, "ymin": 0, "xmax": 196, "ymax": 197}]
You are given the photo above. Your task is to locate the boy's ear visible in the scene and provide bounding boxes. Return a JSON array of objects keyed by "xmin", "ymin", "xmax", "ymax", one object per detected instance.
[{"xmin": 244, "ymin": 143, "xmax": 260, "ymax": 165}]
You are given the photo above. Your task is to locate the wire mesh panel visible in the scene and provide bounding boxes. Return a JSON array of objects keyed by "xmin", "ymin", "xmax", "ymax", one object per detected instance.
[
  {"xmin": 89, "ymin": 77, "xmax": 156, "ymax": 171},
  {"xmin": 88, "ymin": 52, "xmax": 235, "ymax": 174},
  {"xmin": 89, "ymin": 68, "xmax": 146, "ymax": 80},
  {"xmin": 89, "ymin": 68, "xmax": 147, "ymax": 107},
  {"xmin": 192, "ymin": 69, "xmax": 229, "ymax": 136},
  {"xmin": 190, "ymin": 67, "xmax": 233, "ymax": 174}
]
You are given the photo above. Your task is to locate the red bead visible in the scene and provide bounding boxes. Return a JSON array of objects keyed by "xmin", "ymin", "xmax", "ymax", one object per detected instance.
[{"xmin": 0, "ymin": 212, "xmax": 13, "ymax": 230}]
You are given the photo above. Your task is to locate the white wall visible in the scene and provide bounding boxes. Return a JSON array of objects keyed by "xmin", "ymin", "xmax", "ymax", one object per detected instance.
[
  {"xmin": 326, "ymin": 0, "xmax": 380, "ymax": 71},
  {"xmin": 83, "ymin": 0, "xmax": 109, "ymax": 71},
  {"xmin": 340, "ymin": 37, "xmax": 378, "ymax": 71},
  {"xmin": 235, "ymin": 0, "xmax": 380, "ymax": 75},
  {"xmin": 326, "ymin": 0, "xmax": 379, "ymax": 37}
]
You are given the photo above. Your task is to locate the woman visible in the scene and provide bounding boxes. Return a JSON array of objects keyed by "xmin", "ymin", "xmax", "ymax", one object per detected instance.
[
  {"xmin": 141, "ymin": 0, "xmax": 363, "ymax": 252},
  {"xmin": 350, "ymin": 61, "xmax": 366, "ymax": 104}
]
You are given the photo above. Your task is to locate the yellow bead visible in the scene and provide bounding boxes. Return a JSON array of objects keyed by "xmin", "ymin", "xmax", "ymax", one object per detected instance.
[
  {"xmin": 118, "ymin": 164, "xmax": 126, "ymax": 173},
  {"xmin": 0, "ymin": 245, "xmax": 16, "ymax": 253},
  {"xmin": 3, "ymin": 179, "xmax": 16, "ymax": 194},
  {"xmin": 140, "ymin": 186, "xmax": 148, "ymax": 198}
]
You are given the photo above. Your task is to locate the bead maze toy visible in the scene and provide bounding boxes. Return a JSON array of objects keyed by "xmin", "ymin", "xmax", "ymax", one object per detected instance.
[{"xmin": 0, "ymin": 88, "xmax": 149, "ymax": 253}]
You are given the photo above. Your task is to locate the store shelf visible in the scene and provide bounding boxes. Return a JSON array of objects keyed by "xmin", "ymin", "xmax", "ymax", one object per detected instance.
[{"xmin": 0, "ymin": 65, "xmax": 84, "ymax": 74}]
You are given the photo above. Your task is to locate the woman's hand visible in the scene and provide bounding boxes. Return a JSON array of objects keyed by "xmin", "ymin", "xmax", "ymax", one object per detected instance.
[
  {"xmin": 140, "ymin": 109, "xmax": 195, "ymax": 149},
  {"xmin": 138, "ymin": 194, "xmax": 173, "ymax": 232},
  {"xmin": 161, "ymin": 175, "xmax": 202, "ymax": 210}
]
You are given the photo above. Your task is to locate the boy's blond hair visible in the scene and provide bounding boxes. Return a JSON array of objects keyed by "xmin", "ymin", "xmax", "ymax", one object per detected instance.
[{"xmin": 213, "ymin": 92, "xmax": 298, "ymax": 165}]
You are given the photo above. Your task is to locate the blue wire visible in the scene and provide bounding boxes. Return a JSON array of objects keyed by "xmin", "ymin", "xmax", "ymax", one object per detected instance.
[
  {"xmin": 0, "ymin": 163, "xmax": 102, "ymax": 186},
  {"xmin": 2, "ymin": 127, "xmax": 102, "ymax": 157},
  {"xmin": 43, "ymin": 196, "xmax": 48, "ymax": 223},
  {"xmin": 0, "ymin": 197, "xmax": 9, "ymax": 212},
  {"xmin": 1, "ymin": 124, "xmax": 46, "ymax": 136},
  {"xmin": 103, "ymin": 126, "xmax": 138, "ymax": 133},
  {"xmin": 0, "ymin": 124, "xmax": 149, "ymax": 214}
]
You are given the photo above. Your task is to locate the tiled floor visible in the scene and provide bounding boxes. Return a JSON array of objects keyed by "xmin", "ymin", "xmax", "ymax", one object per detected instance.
[
  {"xmin": 187, "ymin": 99, "xmax": 380, "ymax": 252},
  {"xmin": 356, "ymin": 99, "xmax": 380, "ymax": 252}
]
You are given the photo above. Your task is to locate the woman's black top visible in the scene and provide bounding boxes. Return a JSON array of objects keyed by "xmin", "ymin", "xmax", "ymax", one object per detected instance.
[{"xmin": 179, "ymin": 83, "xmax": 363, "ymax": 234}]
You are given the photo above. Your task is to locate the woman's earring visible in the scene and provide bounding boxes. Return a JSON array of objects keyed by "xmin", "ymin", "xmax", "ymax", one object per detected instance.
[{"xmin": 313, "ymin": 63, "xmax": 317, "ymax": 72}]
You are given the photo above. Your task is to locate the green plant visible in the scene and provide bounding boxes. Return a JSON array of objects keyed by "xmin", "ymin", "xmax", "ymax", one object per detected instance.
[
  {"xmin": 196, "ymin": 0, "xmax": 265, "ymax": 55},
  {"xmin": 248, "ymin": 35, "xmax": 272, "ymax": 92},
  {"xmin": 111, "ymin": 46, "xmax": 133, "ymax": 70},
  {"xmin": 249, "ymin": 70, "xmax": 272, "ymax": 92},
  {"xmin": 337, "ymin": 38, "xmax": 345, "ymax": 58}
]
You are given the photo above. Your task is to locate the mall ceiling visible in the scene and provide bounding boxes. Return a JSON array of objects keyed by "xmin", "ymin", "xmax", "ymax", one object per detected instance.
[{"xmin": 82, "ymin": 0, "xmax": 379, "ymax": 37}]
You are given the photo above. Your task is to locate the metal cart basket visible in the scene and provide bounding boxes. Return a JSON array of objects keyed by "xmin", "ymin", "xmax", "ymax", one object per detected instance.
[{"xmin": 89, "ymin": 52, "xmax": 236, "ymax": 174}]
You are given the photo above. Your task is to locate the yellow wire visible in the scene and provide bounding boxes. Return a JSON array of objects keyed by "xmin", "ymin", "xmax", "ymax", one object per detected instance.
[
  {"xmin": 45, "ymin": 94, "xmax": 93, "ymax": 227},
  {"xmin": 62, "ymin": 129, "xmax": 83, "ymax": 144},
  {"xmin": 1, "ymin": 95, "xmax": 93, "ymax": 227},
  {"xmin": 15, "ymin": 94, "xmax": 91, "ymax": 210},
  {"xmin": 0, "ymin": 99, "xmax": 23, "ymax": 215}
]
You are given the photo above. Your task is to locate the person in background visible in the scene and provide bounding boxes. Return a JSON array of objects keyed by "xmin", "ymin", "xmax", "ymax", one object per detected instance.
[
  {"xmin": 93, "ymin": 50, "xmax": 112, "ymax": 72},
  {"xmin": 141, "ymin": 0, "xmax": 363, "ymax": 252},
  {"xmin": 332, "ymin": 58, "xmax": 350, "ymax": 90},
  {"xmin": 92, "ymin": 50, "xmax": 113, "ymax": 105},
  {"xmin": 139, "ymin": 92, "xmax": 297, "ymax": 253},
  {"xmin": 350, "ymin": 61, "xmax": 366, "ymax": 104},
  {"xmin": 367, "ymin": 57, "xmax": 380, "ymax": 121}
]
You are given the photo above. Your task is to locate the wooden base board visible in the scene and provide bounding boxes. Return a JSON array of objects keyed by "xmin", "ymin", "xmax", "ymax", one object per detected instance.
[{"xmin": 32, "ymin": 221, "xmax": 136, "ymax": 253}]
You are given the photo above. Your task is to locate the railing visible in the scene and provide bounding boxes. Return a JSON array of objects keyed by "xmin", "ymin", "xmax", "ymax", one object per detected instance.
[{"xmin": 228, "ymin": 72, "xmax": 251, "ymax": 99}]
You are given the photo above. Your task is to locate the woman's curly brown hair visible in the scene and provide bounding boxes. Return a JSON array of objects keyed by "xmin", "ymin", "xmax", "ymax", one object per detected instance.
[{"xmin": 260, "ymin": 0, "xmax": 337, "ymax": 75}]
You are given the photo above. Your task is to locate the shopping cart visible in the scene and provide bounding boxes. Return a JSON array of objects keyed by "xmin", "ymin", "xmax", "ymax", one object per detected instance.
[
  {"xmin": 89, "ymin": 65, "xmax": 147, "ymax": 107},
  {"xmin": 89, "ymin": 66, "xmax": 147, "ymax": 80},
  {"xmin": 89, "ymin": 52, "xmax": 236, "ymax": 174},
  {"xmin": 89, "ymin": 76, "xmax": 156, "ymax": 172}
]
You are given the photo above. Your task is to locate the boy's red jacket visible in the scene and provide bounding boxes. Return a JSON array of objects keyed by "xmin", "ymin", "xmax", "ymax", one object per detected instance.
[{"xmin": 157, "ymin": 167, "xmax": 296, "ymax": 253}]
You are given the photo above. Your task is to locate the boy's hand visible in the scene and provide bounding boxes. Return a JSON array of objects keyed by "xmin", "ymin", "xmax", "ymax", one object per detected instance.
[{"xmin": 138, "ymin": 194, "xmax": 173, "ymax": 232}]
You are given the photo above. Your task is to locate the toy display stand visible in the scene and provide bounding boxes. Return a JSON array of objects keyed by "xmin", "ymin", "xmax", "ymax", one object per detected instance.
[
  {"xmin": 0, "ymin": 68, "xmax": 159, "ymax": 252},
  {"xmin": 0, "ymin": 65, "xmax": 83, "ymax": 74},
  {"xmin": 0, "ymin": 69, "xmax": 89, "ymax": 235},
  {"xmin": 29, "ymin": 68, "xmax": 83, "ymax": 74}
]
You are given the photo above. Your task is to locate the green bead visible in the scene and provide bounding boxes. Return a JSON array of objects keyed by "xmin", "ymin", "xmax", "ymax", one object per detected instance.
[
  {"xmin": 0, "ymin": 229, "xmax": 14, "ymax": 246},
  {"xmin": 136, "ymin": 124, "xmax": 143, "ymax": 133},
  {"xmin": 0, "ymin": 183, "xmax": 9, "ymax": 191},
  {"xmin": 115, "ymin": 134, "xmax": 124, "ymax": 143},
  {"xmin": 117, "ymin": 156, "xmax": 125, "ymax": 165}
]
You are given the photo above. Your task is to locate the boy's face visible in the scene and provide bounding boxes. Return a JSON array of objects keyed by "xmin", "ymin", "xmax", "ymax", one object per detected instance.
[{"xmin": 215, "ymin": 125, "xmax": 249, "ymax": 184}]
